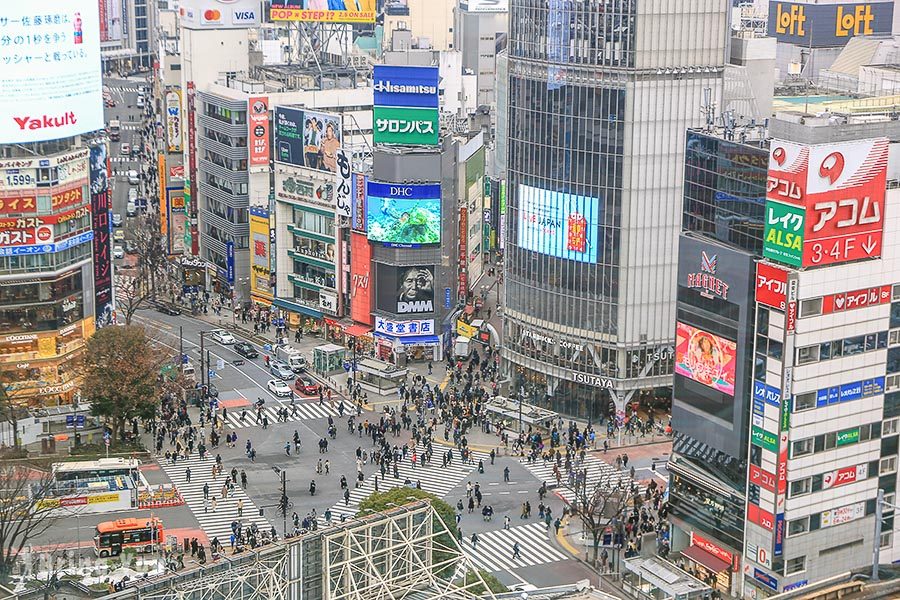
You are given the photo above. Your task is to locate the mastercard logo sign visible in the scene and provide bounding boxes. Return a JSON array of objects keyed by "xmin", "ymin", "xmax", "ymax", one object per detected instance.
[{"xmin": 203, "ymin": 9, "xmax": 222, "ymax": 21}]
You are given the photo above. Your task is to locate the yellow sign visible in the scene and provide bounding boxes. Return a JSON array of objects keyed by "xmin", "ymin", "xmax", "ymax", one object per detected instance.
[
  {"xmin": 37, "ymin": 337, "xmax": 55, "ymax": 358},
  {"xmin": 269, "ymin": 0, "xmax": 375, "ymax": 23},
  {"xmin": 457, "ymin": 320, "xmax": 477, "ymax": 339},
  {"xmin": 87, "ymin": 492, "xmax": 119, "ymax": 504},
  {"xmin": 836, "ymin": 5, "xmax": 875, "ymax": 37},
  {"xmin": 249, "ymin": 209, "xmax": 273, "ymax": 301},
  {"xmin": 774, "ymin": 3, "xmax": 806, "ymax": 36}
]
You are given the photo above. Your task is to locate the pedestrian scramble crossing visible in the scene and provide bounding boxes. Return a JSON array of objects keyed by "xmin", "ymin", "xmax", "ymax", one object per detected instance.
[
  {"xmin": 222, "ymin": 400, "xmax": 341, "ymax": 430},
  {"xmin": 454, "ymin": 522, "xmax": 571, "ymax": 581},
  {"xmin": 159, "ymin": 453, "xmax": 270, "ymax": 544},
  {"xmin": 520, "ymin": 453, "xmax": 636, "ymax": 505},
  {"xmin": 320, "ymin": 444, "xmax": 490, "ymax": 524}
]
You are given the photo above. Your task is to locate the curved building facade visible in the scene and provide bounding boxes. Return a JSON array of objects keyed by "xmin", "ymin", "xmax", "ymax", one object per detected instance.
[{"xmin": 502, "ymin": 0, "xmax": 728, "ymax": 419}]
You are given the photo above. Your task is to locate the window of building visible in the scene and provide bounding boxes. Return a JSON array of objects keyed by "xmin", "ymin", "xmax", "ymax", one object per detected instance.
[
  {"xmin": 890, "ymin": 329, "xmax": 900, "ymax": 347},
  {"xmin": 797, "ymin": 345, "xmax": 819, "ymax": 365},
  {"xmin": 885, "ymin": 418, "xmax": 899, "ymax": 436},
  {"xmin": 787, "ymin": 518, "xmax": 808, "ymax": 537},
  {"xmin": 888, "ymin": 375, "xmax": 900, "ymax": 393},
  {"xmin": 880, "ymin": 456, "xmax": 897, "ymax": 475},
  {"xmin": 794, "ymin": 392, "xmax": 816, "ymax": 412},
  {"xmin": 800, "ymin": 298, "xmax": 822, "ymax": 317},
  {"xmin": 757, "ymin": 307, "xmax": 769, "ymax": 336},
  {"xmin": 881, "ymin": 531, "xmax": 893, "ymax": 549},
  {"xmin": 792, "ymin": 438, "xmax": 813, "ymax": 457},
  {"xmin": 785, "ymin": 556, "xmax": 806, "ymax": 575},
  {"xmin": 789, "ymin": 478, "xmax": 811, "ymax": 498},
  {"xmin": 824, "ymin": 432, "xmax": 837, "ymax": 450}
]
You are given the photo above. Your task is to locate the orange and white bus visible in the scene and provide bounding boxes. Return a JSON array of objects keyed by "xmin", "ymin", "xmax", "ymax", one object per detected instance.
[{"xmin": 94, "ymin": 517, "xmax": 163, "ymax": 557}]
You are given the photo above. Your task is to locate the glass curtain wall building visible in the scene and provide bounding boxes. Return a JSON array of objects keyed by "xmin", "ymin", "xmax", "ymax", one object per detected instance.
[{"xmin": 502, "ymin": 0, "xmax": 729, "ymax": 418}]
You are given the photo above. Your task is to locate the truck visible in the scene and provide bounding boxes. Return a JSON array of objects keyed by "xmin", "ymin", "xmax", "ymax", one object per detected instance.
[
  {"xmin": 108, "ymin": 119, "xmax": 121, "ymax": 142},
  {"xmin": 275, "ymin": 345, "xmax": 307, "ymax": 373}
]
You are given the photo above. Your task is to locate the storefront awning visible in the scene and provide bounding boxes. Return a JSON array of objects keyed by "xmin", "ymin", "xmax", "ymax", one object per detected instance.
[
  {"xmin": 345, "ymin": 324, "xmax": 373, "ymax": 337},
  {"xmin": 397, "ymin": 335, "xmax": 440, "ymax": 345},
  {"xmin": 682, "ymin": 545, "xmax": 731, "ymax": 573}
]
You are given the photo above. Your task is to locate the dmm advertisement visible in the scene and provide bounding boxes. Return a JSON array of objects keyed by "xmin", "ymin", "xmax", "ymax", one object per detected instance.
[
  {"xmin": 273, "ymin": 106, "xmax": 342, "ymax": 173},
  {"xmin": 365, "ymin": 182, "xmax": 441, "ymax": 246},
  {"xmin": 89, "ymin": 143, "xmax": 112, "ymax": 328},
  {"xmin": 248, "ymin": 96, "xmax": 270, "ymax": 169},
  {"xmin": 517, "ymin": 183, "xmax": 599, "ymax": 263},
  {"xmin": 675, "ymin": 322, "xmax": 737, "ymax": 396},
  {"xmin": 373, "ymin": 65, "xmax": 440, "ymax": 109},
  {"xmin": 0, "ymin": 0, "xmax": 105, "ymax": 143},
  {"xmin": 768, "ymin": 2, "xmax": 893, "ymax": 48},
  {"xmin": 373, "ymin": 106, "xmax": 439, "ymax": 146},
  {"xmin": 375, "ymin": 264, "xmax": 436, "ymax": 315},
  {"xmin": 270, "ymin": 0, "xmax": 376, "ymax": 23}
]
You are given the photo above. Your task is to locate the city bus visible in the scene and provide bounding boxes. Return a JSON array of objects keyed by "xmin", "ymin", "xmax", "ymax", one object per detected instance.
[
  {"xmin": 94, "ymin": 517, "xmax": 163, "ymax": 557},
  {"xmin": 52, "ymin": 458, "xmax": 140, "ymax": 483}
]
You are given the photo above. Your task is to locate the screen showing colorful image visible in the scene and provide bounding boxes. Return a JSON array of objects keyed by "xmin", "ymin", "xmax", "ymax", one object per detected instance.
[
  {"xmin": 366, "ymin": 182, "xmax": 441, "ymax": 245},
  {"xmin": 675, "ymin": 322, "xmax": 737, "ymax": 396},
  {"xmin": 517, "ymin": 184, "xmax": 600, "ymax": 263}
]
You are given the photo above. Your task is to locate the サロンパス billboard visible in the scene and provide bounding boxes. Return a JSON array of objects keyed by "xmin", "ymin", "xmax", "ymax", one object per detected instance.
[
  {"xmin": 675, "ymin": 322, "xmax": 737, "ymax": 396},
  {"xmin": 269, "ymin": 0, "xmax": 376, "ymax": 23},
  {"xmin": 768, "ymin": 2, "xmax": 893, "ymax": 48},
  {"xmin": 517, "ymin": 184, "xmax": 599, "ymax": 263},
  {"xmin": 273, "ymin": 106, "xmax": 342, "ymax": 173},
  {"xmin": 365, "ymin": 182, "xmax": 441, "ymax": 246},
  {"xmin": 0, "ymin": 1, "xmax": 104, "ymax": 143},
  {"xmin": 373, "ymin": 107, "xmax": 439, "ymax": 146},
  {"xmin": 248, "ymin": 97, "xmax": 270, "ymax": 169}
]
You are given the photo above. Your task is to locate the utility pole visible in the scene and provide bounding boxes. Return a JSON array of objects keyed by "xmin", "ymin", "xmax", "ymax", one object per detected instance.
[
  {"xmin": 874, "ymin": 488, "xmax": 884, "ymax": 580},
  {"xmin": 179, "ymin": 325, "xmax": 183, "ymax": 364},
  {"xmin": 272, "ymin": 466, "xmax": 288, "ymax": 537}
]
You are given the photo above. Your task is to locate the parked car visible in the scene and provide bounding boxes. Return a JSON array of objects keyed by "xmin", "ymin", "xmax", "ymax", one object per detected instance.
[
  {"xmin": 113, "ymin": 229, "xmax": 125, "ymax": 242},
  {"xmin": 294, "ymin": 376, "xmax": 318, "ymax": 396},
  {"xmin": 233, "ymin": 342, "xmax": 258, "ymax": 359},
  {"xmin": 113, "ymin": 245, "xmax": 124, "ymax": 259},
  {"xmin": 267, "ymin": 379, "xmax": 292, "ymax": 397},
  {"xmin": 210, "ymin": 329, "xmax": 236, "ymax": 345},
  {"xmin": 270, "ymin": 361, "xmax": 293, "ymax": 380},
  {"xmin": 112, "ymin": 213, "xmax": 123, "ymax": 227},
  {"xmin": 156, "ymin": 303, "xmax": 181, "ymax": 316}
]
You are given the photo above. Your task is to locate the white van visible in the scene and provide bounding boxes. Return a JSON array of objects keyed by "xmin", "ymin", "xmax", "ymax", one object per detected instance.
[{"xmin": 275, "ymin": 345, "xmax": 307, "ymax": 372}]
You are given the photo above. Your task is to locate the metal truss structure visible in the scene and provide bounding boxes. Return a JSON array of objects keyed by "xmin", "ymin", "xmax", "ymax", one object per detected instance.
[{"xmin": 108, "ymin": 501, "xmax": 496, "ymax": 600}]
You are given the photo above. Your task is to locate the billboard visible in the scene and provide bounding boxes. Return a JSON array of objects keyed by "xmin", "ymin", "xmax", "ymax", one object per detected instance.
[
  {"xmin": 334, "ymin": 147, "xmax": 352, "ymax": 219},
  {"xmin": 768, "ymin": 2, "xmax": 893, "ymax": 48},
  {"xmin": 178, "ymin": 0, "xmax": 261, "ymax": 29},
  {"xmin": 89, "ymin": 143, "xmax": 112, "ymax": 327},
  {"xmin": 376, "ymin": 264, "xmax": 436, "ymax": 315},
  {"xmin": 373, "ymin": 66, "xmax": 440, "ymax": 109},
  {"xmin": 517, "ymin": 184, "xmax": 600, "ymax": 263},
  {"xmin": 350, "ymin": 232, "xmax": 373, "ymax": 325},
  {"xmin": 764, "ymin": 137, "xmax": 888, "ymax": 268},
  {"xmin": 273, "ymin": 106, "xmax": 342, "ymax": 172},
  {"xmin": 675, "ymin": 322, "xmax": 737, "ymax": 396},
  {"xmin": 250, "ymin": 207, "xmax": 273, "ymax": 300},
  {"xmin": 366, "ymin": 182, "xmax": 441, "ymax": 246},
  {"xmin": 373, "ymin": 107, "xmax": 439, "ymax": 146},
  {"xmin": 269, "ymin": 0, "xmax": 376, "ymax": 23},
  {"xmin": 0, "ymin": 0, "xmax": 104, "ymax": 143},
  {"xmin": 755, "ymin": 262, "xmax": 788, "ymax": 310},
  {"xmin": 165, "ymin": 90, "xmax": 182, "ymax": 153},
  {"xmin": 460, "ymin": 0, "xmax": 508, "ymax": 12},
  {"xmin": 98, "ymin": 0, "xmax": 124, "ymax": 42},
  {"xmin": 248, "ymin": 96, "xmax": 270, "ymax": 169}
]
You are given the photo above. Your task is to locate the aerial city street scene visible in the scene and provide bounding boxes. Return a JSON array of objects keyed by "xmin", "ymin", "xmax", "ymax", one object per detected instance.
[{"xmin": 2, "ymin": 0, "xmax": 900, "ymax": 599}]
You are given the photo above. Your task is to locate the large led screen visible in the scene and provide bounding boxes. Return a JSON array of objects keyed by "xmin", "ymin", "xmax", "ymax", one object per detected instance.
[
  {"xmin": 675, "ymin": 322, "xmax": 737, "ymax": 396},
  {"xmin": 517, "ymin": 184, "xmax": 599, "ymax": 263},
  {"xmin": 366, "ymin": 181, "xmax": 441, "ymax": 246}
]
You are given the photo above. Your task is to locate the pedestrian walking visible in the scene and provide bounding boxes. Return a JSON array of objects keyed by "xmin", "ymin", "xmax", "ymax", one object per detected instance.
[
  {"xmin": 512, "ymin": 541, "xmax": 521, "ymax": 559},
  {"xmin": 203, "ymin": 482, "xmax": 209, "ymax": 500},
  {"xmin": 471, "ymin": 532, "xmax": 478, "ymax": 549},
  {"xmin": 185, "ymin": 467, "xmax": 191, "ymax": 483},
  {"xmin": 237, "ymin": 499, "xmax": 244, "ymax": 517}
]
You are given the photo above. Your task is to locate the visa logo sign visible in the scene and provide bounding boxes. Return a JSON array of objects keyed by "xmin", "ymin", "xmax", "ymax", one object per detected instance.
[{"xmin": 232, "ymin": 9, "xmax": 256, "ymax": 23}]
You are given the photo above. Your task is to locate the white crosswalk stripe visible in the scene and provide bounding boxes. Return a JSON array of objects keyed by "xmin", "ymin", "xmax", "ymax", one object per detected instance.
[
  {"xmin": 222, "ymin": 400, "xmax": 341, "ymax": 430},
  {"xmin": 455, "ymin": 522, "xmax": 570, "ymax": 580},
  {"xmin": 519, "ymin": 453, "xmax": 636, "ymax": 504},
  {"xmin": 159, "ymin": 454, "xmax": 270, "ymax": 544},
  {"xmin": 108, "ymin": 86, "xmax": 146, "ymax": 94},
  {"xmin": 319, "ymin": 445, "xmax": 490, "ymax": 525}
]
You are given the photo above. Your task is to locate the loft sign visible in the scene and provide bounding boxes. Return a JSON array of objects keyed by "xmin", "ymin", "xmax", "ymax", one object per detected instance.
[{"xmin": 685, "ymin": 250, "xmax": 729, "ymax": 300}]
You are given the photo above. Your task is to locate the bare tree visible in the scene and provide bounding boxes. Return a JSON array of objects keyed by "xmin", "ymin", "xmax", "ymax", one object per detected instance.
[
  {"xmin": 114, "ymin": 273, "xmax": 152, "ymax": 326},
  {"xmin": 0, "ymin": 384, "xmax": 23, "ymax": 450},
  {"xmin": 0, "ymin": 465, "xmax": 59, "ymax": 585},
  {"xmin": 564, "ymin": 470, "xmax": 631, "ymax": 567},
  {"xmin": 131, "ymin": 211, "xmax": 169, "ymax": 301}
]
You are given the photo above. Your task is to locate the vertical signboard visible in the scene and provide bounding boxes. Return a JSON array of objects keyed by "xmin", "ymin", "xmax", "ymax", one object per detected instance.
[
  {"xmin": 350, "ymin": 232, "xmax": 373, "ymax": 325},
  {"xmin": 248, "ymin": 96, "xmax": 269, "ymax": 170},
  {"xmin": 459, "ymin": 207, "xmax": 468, "ymax": 301},
  {"xmin": 755, "ymin": 262, "xmax": 788, "ymax": 310},
  {"xmin": 90, "ymin": 142, "xmax": 112, "ymax": 327},
  {"xmin": 352, "ymin": 173, "xmax": 367, "ymax": 232},
  {"xmin": 185, "ymin": 81, "xmax": 198, "ymax": 254},
  {"xmin": 226, "ymin": 241, "xmax": 235, "ymax": 285},
  {"xmin": 165, "ymin": 89, "xmax": 182, "ymax": 152},
  {"xmin": 334, "ymin": 147, "xmax": 352, "ymax": 219},
  {"xmin": 249, "ymin": 207, "xmax": 272, "ymax": 301},
  {"xmin": 158, "ymin": 154, "xmax": 167, "ymax": 238}
]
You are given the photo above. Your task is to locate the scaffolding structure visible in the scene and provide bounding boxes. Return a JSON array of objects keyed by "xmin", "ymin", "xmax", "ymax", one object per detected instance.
[{"xmin": 103, "ymin": 502, "xmax": 496, "ymax": 600}]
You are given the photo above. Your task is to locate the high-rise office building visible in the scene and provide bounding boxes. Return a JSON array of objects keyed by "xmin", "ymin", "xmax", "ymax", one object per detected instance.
[{"xmin": 502, "ymin": 0, "xmax": 728, "ymax": 418}]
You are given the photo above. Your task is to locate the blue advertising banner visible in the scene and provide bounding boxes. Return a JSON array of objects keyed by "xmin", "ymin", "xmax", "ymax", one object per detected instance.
[
  {"xmin": 774, "ymin": 512, "xmax": 785, "ymax": 556},
  {"xmin": 226, "ymin": 241, "xmax": 235, "ymax": 284},
  {"xmin": 754, "ymin": 380, "xmax": 782, "ymax": 407},
  {"xmin": 444, "ymin": 287, "xmax": 452, "ymax": 309},
  {"xmin": 517, "ymin": 183, "xmax": 599, "ymax": 263},
  {"xmin": 365, "ymin": 181, "xmax": 442, "ymax": 245},
  {"xmin": 0, "ymin": 231, "xmax": 94, "ymax": 256},
  {"xmin": 373, "ymin": 65, "xmax": 439, "ymax": 109},
  {"xmin": 814, "ymin": 376, "xmax": 884, "ymax": 407},
  {"xmin": 754, "ymin": 568, "xmax": 779, "ymax": 592}
]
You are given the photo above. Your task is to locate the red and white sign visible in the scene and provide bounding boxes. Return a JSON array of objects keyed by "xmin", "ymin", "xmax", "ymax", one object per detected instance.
[
  {"xmin": 0, "ymin": 196, "xmax": 38, "ymax": 215},
  {"xmin": 747, "ymin": 502, "xmax": 775, "ymax": 531},
  {"xmin": 755, "ymin": 262, "xmax": 788, "ymax": 310},
  {"xmin": 749, "ymin": 464, "xmax": 776, "ymax": 493},
  {"xmin": 785, "ymin": 301, "xmax": 797, "ymax": 333},
  {"xmin": 823, "ymin": 464, "xmax": 868, "ymax": 490},
  {"xmin": 777, "ymin": 433, "xmax": 788, "ymax": 497},
  {"xmin": 349, "ymin": 232, "xmax": 373, "ymax": 326},
  {"xmin": 248, "ymin": 96, "xmax": 270, "ymax": 169},
  {"xmin": 169, "ymin": 165, "xmax": 185, "ymax": 180},
  {"xmin": 0, "ymin": 224, "xmax": 54, "ymax": 247},
  {"xmin": 690, "ymin": 532, "xmax": 734, "ymax": 568},
  {"xmin": 766, "ymin": 141, "xmax": 809, "ymax": 205},
  {"xmin": 0, "ymin": 205, "xmax": 89, "ymax": 229},
  {"xmin": 823, "ymin": 285, "xmax": 891, "ymax": 314}
]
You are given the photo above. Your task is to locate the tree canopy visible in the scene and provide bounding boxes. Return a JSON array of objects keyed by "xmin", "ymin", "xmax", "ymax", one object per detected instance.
[{"xmin": 81, "ymin": 325, "xmax": 165, "ymax": 441}]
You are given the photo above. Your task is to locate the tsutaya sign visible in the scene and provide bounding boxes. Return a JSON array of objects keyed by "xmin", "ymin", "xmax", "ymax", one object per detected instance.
[{"xmin": 685, "ymin": 250, "xmax": 729, "ymax": 300}]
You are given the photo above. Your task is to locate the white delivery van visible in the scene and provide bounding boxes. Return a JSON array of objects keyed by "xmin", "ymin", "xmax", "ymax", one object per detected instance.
[{"xmin": 275, "ymin": 345, "xmax": 307, "ymax": 372}]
